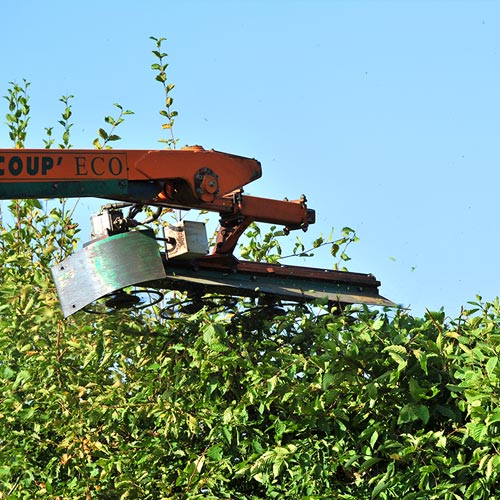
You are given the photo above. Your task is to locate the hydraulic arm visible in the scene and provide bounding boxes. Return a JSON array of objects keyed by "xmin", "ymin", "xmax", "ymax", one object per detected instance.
[
  {"xmin": 0, "ymin": 146, "xmax": 393, "ymax": 316},
  {"xmin": 0, "ymin": 147, "xmax": 312, "ymax": 254}
]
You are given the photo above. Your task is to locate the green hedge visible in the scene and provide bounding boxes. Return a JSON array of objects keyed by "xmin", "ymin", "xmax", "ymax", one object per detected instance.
[{"xmin": 1, "ymin": 200, "xmax": 500, "ymax": 499}]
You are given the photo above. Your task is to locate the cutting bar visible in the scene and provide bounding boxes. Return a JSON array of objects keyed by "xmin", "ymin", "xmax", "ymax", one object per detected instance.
[{"xmin": 155, "ymin": 258, "xmax": 394, "ymax": 308}]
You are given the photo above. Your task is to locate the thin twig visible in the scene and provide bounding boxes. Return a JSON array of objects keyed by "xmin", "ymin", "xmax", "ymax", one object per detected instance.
[
  {"xmin": 7, "ymin": 474, "xmax": 22, "ymax": 496},
  {"xmin": 280, "ymin": 240, "xmax": 337, "ymax": 260}
]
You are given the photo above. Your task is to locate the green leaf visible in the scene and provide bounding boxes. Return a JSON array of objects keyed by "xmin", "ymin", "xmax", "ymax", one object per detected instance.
[
  {"xmin": 398, "ymin": 403, "xmax": 429, "ymax": 425},
  {"xmin": 322, "ymin": 372, "xmax": 335, "ymax": 390},
  {"xmin": 203, "ymin": 324, "xmax": 216, "ymax": 345},
  {"xmin": 486, "ymin": 454, "xmax": 500, "ymax": 480},
  {"xmin": 223, "ymin": 407, "xmax": 232, "ymax": 425},
  {"xmin": 415, "ymin": 404, "xmax": 430, "ymax": 424},
  {"xmin": 468, "ymin": 422, "xmax": 488, "ymax": 443},
  {"xmin": 267, "ymin": 375, "xmax": 278, "ymax": 396},
  {"xmin": 312, "ymin": 236, "xmax": 324, "ymax": 248},
  {"xmin": 207, "ymin": 444, "xmax": 223, "ymax": 461},
  {"xmin": 31, "ymin": 199, "xmax": 42, "ymax": 209},
  {"xmin": 383, "ymin": 345, "xmax": 407, "ymax": 368},
  {"xmin": 221, "ymin": 426, "xmax": 232, "ymax": 444},
  {"xmin": 486, "ymin": 356, "xmax": 498, "ymax": 378},
  {"xmin": 13, "ymin": 369, "xmax": 31, "ymax": 389},
  {"xmin": 412, "ymin": 349, "xmax": 428, "ymax": 375},
  {"xmin": 372, "ymin": 478, "xmax": 387, "ymax": 498},
  {"xmin": 2, "ymin": 366, "xmax": 15, "ymax": 379}
]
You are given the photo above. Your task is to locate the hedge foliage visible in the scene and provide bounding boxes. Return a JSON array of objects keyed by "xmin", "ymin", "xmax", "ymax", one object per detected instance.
[{"xmin": 1, "ymin": 199, "xmax": 500, "ymax": 499}]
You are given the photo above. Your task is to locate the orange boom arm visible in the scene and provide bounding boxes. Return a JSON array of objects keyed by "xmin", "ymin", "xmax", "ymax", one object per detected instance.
[{"xmin": 0, "ymin": 146, "xmax": 314, "ymax": 256}]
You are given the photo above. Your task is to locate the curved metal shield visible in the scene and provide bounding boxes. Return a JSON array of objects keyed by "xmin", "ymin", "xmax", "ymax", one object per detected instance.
[{"xmin": 51, "ymin": 230, "xmax": 166, "ymax": 317}]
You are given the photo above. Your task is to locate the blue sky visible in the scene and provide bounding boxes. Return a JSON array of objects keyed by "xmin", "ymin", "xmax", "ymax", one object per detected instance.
[{"xmin": 1, "ymin": 0, "xmax": 499, "ymax": 318}]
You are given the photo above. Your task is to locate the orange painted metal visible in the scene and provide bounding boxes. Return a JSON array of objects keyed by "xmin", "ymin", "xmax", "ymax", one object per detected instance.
[
  {"xmin": 132, "ymin": 147, "xmax": 262, "ymax": 201},
  {"xmin": 0, "ymin": 147, "xmax": 262, "ymax": 201},
  {"xmin": 207, "ymin": 194, "xmax": 313, "ymax": 256},
  {"xmin": 196, "ymin": 255, "xmax": 378, "ymax": 284},
  {"xmin": 0, "ymin": 147, "xmax": 313, "ymax": 232},
  {"xmin": 0, "ymin": 146, "xmax": 315, "ymax": 256}
]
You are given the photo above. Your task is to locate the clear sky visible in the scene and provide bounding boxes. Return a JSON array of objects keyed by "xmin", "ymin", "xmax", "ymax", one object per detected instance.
[{"xmin": 1, "ymin": 0, "xmax": 499, "ymax": 318}]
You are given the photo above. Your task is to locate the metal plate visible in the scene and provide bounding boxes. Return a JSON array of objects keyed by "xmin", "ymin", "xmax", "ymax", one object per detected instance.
[
  {"xmin": 51, "ymin": 230, "xmax": 166, "ymax": 317},
  {"xmin": 156, "ymin": 264, "xmax": 395, "ymax": 308}
]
